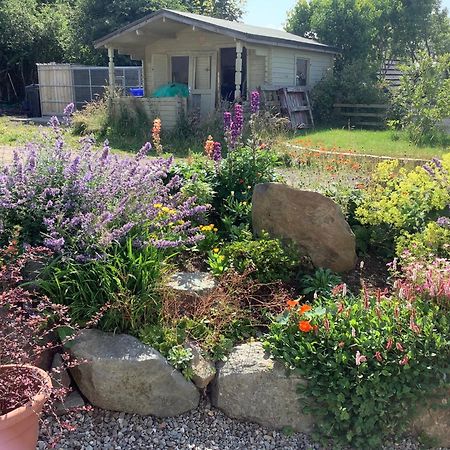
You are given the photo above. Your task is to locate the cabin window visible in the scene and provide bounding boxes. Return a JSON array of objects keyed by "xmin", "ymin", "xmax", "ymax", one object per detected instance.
[
  {"xmin": 171, "ymin": 56, "xmax": 189, "ymax": 85},
  {"xmin": 296, "ymin": 58, "xmax": 308, "ymax": 86}
]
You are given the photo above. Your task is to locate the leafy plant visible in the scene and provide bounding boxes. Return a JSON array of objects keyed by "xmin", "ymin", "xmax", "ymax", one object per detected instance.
[
  {"xmin": 38, "ymin": 236, "xmax": 168, "ymax": 334},
  {"xmin": 221, "ymin": 233, "xmax": 302, "ymax": 283},
  {"xmin": 207, "ymin": 249, "xmax": 228, "ymax": 277},
  {"xmin": 265, "ymin": 288, "xmax": 450, "ymax": 449},
  {"xmin": 394, "ymin": 52, "xmax": 450, "ymax": 146},
  {"xmin": 167, "ymin": 345, "xmax": 194, "ymax": 379},
  {"xmin": 0, "ymin": 116, "xmax": 209, "ymax": 257},
  {"xmin": 355, "ymin": 155, "xmax": 450, "ymax": 258},
  {"xmin": 300, "ymin": 268, "xmax": 342, "ymax": 297}
]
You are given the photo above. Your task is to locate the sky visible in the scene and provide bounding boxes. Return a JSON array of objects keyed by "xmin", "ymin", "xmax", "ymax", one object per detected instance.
[{"xmin": 242, "ymin": 0, "xmax": 450, "ymax": 30}]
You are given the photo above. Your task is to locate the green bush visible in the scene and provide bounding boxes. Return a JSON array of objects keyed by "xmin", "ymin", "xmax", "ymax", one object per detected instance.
[
  {"xmin": 264, "ymin": 291, "xmax": 449, "ymax": 449},
  {"xmin": 311, "ymin": 60, "xmax": 388, "ymax": 124},
  {"xmin": 300, "ymin": 268, "xmax": 342, "ymax": 297},
  {"xmin": 355, "ymin": 155, "xmax": 450, "ymax": 258},
  {"xmin": 220, "ymin": 233, "xmax": 302, "ymax": 283},
  {"xmin": 215, "ymin": 145, "xmax": 280, "ymax": 205},
  {"xmin": 394, "ymin": 52, "xmax": 450, "ymax": 146},
  {"xmin": 38, "ymin": 237, "xmax": 167, "ymax": 334}
]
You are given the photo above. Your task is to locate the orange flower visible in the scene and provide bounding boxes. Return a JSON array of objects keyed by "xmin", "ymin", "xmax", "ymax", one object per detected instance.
[
  {"xmin": 298, "ymin": 320, "xmax": 313, "ymax": 332},
  {"xmin": 299, "ymin": 304, "xmax": 312, "ymax": 315},
  {"xmin": 204, "ymin": 135, "xmax": 214, "ymax": 157},
  {"xmin": 286, "ymin": 299, "xmax": 299, "ymax": 310}
]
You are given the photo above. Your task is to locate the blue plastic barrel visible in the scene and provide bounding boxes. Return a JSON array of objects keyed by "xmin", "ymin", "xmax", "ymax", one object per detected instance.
[{"xmin": 129, "ymin": 88, "xmax": 144, "ymax": 97}]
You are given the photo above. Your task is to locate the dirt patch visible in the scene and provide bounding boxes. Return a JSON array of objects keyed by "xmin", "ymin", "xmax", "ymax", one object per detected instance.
[{"xmin": 0, "ymin": 146, "xmax": 17, "ymax": 166}]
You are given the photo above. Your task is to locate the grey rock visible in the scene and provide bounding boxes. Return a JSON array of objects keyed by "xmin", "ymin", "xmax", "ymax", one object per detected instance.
[
  {"xmin": 252, "ymin": 183, "xmax": 356, "ymax": 272},
  {"xmin": 69, "ymin": 329, "xmax": 200, "ymax": 417},
  {"xmin": 186, "ymin": 342, "xmax": 216, "ymax": 389},
  {"xmin": 165, "ymin": 272, "xmax": 217, "ymax": 297},
  {"xmin": 56, "ymin": 390, "xmax": 86, "ymax": 416},
  {"xmin": 51, "ymin": 352, "xmax": 71, "ymax": 389},
  {"xmin": 211, "ymin": 341, "xmax": 314, "ymax": 433}
]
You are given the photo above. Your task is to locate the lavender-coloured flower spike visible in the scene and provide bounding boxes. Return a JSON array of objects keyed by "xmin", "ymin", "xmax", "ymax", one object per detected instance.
[
  {"xmin": 230, "ymin": 103, "xmax": 244, "ymax": 146},
  {"xmin": 223, "ymin": 111, "xmax": 232, "ymax": 131},
  {"xmin": 0, "ymin": 125, "xmax": 210, "ymax": 258},
  {"xmin": 63, "ymin": 103, "xmax": 75, "ymax": 126},
  {"xmin": 250, "ymin": 91, "xmax": 260, "ymax": 114},
  {"xmin": 213, "ymin": 142, "xmax": 222, "ymax": 162}
]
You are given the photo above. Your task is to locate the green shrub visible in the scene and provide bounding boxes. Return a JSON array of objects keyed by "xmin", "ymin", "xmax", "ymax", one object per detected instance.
[
  {"xmin": 300, "ymin": 268, "xmax": 342, "ymax": 297},
  {"xmin": 264, "ymin": 291, "xmax": 449, "ymax": 449},
  {"xmin": 220, "ymin": 232, "xmax": 302, "ymax": 283},
  {"xmin": 311, "ymin": 60, "xmax": 388, "ymax": 124},
  {"xmin": 394, "ymin": 52, "xmax": 450, "ymax": 146},
  {"xmin": 355, "ymin": 155, "xmax": 450, "ymax": 258},
  {"xmin": 71, "ymin": 97, "xmax": 109, "ymax": 137},
  {"xmin": 38, "ymin": 237, "xmax": 167, "ymax": 334},
  {"xmin": 215, "ymin": 145, "xmax": 280, "ymax": 205}
]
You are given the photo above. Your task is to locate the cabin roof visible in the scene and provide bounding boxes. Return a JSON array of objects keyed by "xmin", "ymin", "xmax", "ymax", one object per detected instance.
[{"xmin": 94, "ymin": 9, "xmax": 337, "ymax": 54}]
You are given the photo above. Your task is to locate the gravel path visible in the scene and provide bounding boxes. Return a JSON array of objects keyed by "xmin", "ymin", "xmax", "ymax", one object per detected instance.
[{"xmin": 37, "ymin": 399, "xmax": 422, "ymax": 450}]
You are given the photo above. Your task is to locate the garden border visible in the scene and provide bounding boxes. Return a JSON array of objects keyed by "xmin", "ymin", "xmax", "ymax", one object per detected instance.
[{"xmin": 286, "ymin": 143, "xmax": 429, "ymax": 163}]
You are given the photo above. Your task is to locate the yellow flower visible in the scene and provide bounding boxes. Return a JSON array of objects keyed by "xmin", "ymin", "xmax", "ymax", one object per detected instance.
[
  {"xmin": 213, "ymin": 248, "xmax": 220, "ymax": 253},
  {"xmin": 213, "ymin": 228, "xmax": 218, "ymax": 232},
  {"xmin": 161, "ymin": 206, "xmax": 171, "ymax": 213},
  {"xmin": 153, "ymin": 203, "xmax": 163, "ymax": 209}
]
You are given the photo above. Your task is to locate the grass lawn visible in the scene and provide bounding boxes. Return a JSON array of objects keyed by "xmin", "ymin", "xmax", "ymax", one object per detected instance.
[
  {"xmin": 0, "ymin": 116, "xmax": 134, "ymax": 161},
  {"xmin": 290, "ymin": 128, "xmax": 448, "ymax": 159}
]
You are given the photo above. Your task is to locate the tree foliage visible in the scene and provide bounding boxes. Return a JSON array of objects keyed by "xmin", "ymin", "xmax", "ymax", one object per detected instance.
[
  {"xmin": 286, "ymin": 0, "xmax": 450, "ymax": 65},
  {"xmin": 0, "ymin": 0, "xmax": 246, "ymax": 100}
]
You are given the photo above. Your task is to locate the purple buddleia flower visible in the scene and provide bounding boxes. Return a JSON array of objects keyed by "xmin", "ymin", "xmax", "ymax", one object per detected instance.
[{"xmin": 250, "ymin": 91, "xmax": 260, "ymax": 114}]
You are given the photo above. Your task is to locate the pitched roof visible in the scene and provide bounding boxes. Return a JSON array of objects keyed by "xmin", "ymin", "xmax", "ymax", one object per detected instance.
[{"xmin": 94, "ymin": 9, "xmax": 337, "ymax": 54}]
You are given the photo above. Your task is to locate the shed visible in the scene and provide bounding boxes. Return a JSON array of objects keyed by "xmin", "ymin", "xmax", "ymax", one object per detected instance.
[
  {"xmin": 95, "ymin": 9, "xmax": 337, "ymax": 127},
  {"xmin": 37, "ymin": 63, "xmax": 143, "ymax": 116}
]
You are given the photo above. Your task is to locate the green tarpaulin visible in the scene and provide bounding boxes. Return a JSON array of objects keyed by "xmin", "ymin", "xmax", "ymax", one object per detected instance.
[{"xmin": 152, "ymin": 83, "xmax": 189, "ymax": 98}]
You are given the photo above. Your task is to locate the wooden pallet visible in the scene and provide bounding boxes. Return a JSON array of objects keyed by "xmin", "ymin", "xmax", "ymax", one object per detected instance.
[{"xmin": 277, "ymin": 87, "xmax": 314, "ymax": 129}]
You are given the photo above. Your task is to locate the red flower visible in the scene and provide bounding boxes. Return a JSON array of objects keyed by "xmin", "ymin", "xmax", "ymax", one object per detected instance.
[
  {"xmin": 286, "ymin": 299, "xmax": 299, "ymax": 310},
  {"xmin": 298, "ymin": 321, "xmax": 313, "ymax": 332},
  {"xmin": 386, "ymin": 338, "xmax": 393, "ymax": 350},
  {"xmin": 299, "ymin": 304, "xmax": 312, "ymax": 315},
  {"xmin": 399, "ymin": 355, "xmax": 409, "ymax": 366},
  {"xmin": 374, "ymin": 351, "xmax": 383, "ymax": 362},
  {"xmin": 396, "ymin": 342, "xmax": 404, "ymax": 352}
]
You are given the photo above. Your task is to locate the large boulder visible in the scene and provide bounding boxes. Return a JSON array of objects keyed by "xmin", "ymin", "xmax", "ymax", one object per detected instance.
[
  {"xmin": 252, "ymin": 183, "xmax": 356, "ymax": 272},
  {"xmin": 69, "ymin": 329, "xmax": 199, "ymax": 417},
  {"xmin": 211, "ymin": 341, "xmax": 314, "ymax": 433}
]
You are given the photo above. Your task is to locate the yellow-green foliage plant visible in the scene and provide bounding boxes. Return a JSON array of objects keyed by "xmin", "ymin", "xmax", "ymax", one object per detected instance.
[{"xmin": 355, "ymin": 154, "xmax": 450, "ymax": 258}]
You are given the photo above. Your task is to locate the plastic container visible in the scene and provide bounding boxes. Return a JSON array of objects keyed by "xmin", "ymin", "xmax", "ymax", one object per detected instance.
[{"xmin": 129, "ymin": 88, "xmax": 144, "ymax": 97}]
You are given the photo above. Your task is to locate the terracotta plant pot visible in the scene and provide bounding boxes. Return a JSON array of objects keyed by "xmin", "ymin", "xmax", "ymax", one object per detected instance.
[{"xmin": 0, "ymin": 365, "xmax": 52, "ymax": 450}]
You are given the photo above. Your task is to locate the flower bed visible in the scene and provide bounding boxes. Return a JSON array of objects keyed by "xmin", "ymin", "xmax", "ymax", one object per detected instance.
[{"xmin": 0, "ymin": 95, "xmax": 449, "ymax": 449}]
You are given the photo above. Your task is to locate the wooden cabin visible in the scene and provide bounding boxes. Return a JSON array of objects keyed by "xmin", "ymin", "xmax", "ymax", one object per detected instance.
[{"xmin": 95, "ymin": 9, "xmax": 337, "ymax": 128}]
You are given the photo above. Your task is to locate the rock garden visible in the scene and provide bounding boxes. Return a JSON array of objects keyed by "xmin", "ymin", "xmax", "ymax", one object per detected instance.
[{"xmin": 0, "ymin": 95, "xmax": 449, "ymax": 450}]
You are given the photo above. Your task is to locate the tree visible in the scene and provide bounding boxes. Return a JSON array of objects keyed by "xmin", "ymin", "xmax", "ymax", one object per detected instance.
[
  {"xmin": 0, "ymin": 0, "xmax": 71, "ymax": 101},
  {"xmin": 286, "ymin": 0, "xmax": 450, "ymax": 66},
  {"xmin": 182, "ymin": 0, "xmax": 245, "ymax": 21}
]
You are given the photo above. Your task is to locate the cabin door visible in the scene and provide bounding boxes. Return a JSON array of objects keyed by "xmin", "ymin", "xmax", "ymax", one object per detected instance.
[{"xmin": 189, "ymin": 53, "xmax": 217, "ymax": 118}]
